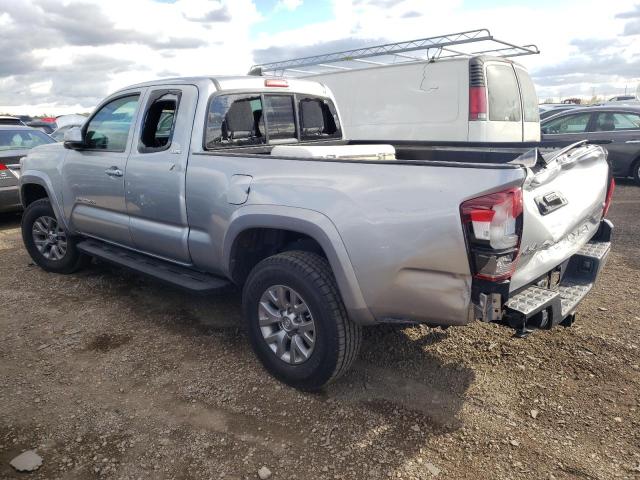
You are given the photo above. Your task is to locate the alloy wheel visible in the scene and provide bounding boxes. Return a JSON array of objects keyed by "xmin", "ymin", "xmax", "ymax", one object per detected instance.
[
  {"xmin": 258, "ymin": 285, "xmax": 316, "ymax": 364},
  {"xmin": 32, "ymin": 215, "xmax": 67, "ymax": 261}
]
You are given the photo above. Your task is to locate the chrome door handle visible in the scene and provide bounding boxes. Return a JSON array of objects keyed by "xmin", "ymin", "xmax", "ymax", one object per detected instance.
[
  {"xmin": 625, "ymin": 140, "xmax": 640, "ymax": 144},
  {"xmin": 105, "ymin": 167, "xmax": 123, "ymax": 177}
]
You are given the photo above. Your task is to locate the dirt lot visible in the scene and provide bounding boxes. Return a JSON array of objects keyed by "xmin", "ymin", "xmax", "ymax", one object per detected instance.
[{"xmin": 1, "ymin": 183, "xmax": 639, "ymax": 480}]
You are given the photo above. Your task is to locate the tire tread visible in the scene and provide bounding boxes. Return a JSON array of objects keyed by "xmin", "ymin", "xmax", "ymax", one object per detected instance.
[{"xmin": 245, "ymin": 250, "xmax": 362, "ymax": 387}]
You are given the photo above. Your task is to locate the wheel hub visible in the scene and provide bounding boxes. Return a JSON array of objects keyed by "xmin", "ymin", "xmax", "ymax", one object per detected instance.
[
  {"xmin": 280, "ymin": 311, "xmax": 299, "ymax": 333},
  {"xmin": 258, "ymin": 285, "xmax": 316, "ymax": 365},
  {"xmin": 32, "ymin": 215, "xmax": 67, "ymax": 261}
]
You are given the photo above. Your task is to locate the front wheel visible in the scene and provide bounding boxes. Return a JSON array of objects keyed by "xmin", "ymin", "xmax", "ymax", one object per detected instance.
[
  {"xmin": 242, "ymin": 251, "xmax": 362, "ymax": 390},
  {"xmin": 21, "ymin": 199, "xmax": 89, "ymax": 274}
]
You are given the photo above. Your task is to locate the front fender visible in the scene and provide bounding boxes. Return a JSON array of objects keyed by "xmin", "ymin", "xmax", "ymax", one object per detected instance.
[
  {"xmin": 222, "ymin": 204, "xmax": 375, "ymax": 325},
  {"xmin": 20, "ymin": 172, "xmax": 68, "ymax": 230}
]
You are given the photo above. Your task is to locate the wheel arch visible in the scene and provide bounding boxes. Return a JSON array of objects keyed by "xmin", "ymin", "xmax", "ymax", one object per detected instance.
[
  {"xmin": 20, "ymin": 173, "xmax": 68, "ymax": 229},
  {"xmin": 223, "ymin": 205, "xmax": 375, "ymax": 325}
]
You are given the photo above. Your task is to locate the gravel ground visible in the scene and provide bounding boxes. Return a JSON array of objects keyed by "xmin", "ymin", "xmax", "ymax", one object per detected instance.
[{"xmin": 1, "ymin": 182, "xmax": 639, "ymax": 480}]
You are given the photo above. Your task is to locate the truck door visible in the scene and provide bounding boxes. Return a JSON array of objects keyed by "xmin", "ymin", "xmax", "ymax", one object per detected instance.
[
  {"xmin": 62, "ymin": 91, "xmax": 143, "ymax": 246},
  {"xmin": 125, "ymin": 85, "xmax": 198, "ymax": 263},
  {"xmin": 485, "ymin": 63, "xmax": 523, "ymax": 141}
]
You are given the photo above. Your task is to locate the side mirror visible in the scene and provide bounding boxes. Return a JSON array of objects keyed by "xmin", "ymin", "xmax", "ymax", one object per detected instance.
[{"xmin": 63, "ymin": 126, "xmax": 84, "ymax": 149}]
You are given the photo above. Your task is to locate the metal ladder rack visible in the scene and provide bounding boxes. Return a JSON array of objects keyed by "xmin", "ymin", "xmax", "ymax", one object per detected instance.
[{"xmin": 249, "ymin": 28, "xmax": 539, "ymax": 77}]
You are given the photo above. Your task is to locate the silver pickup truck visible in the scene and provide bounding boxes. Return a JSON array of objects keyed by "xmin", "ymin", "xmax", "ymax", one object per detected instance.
[{"xmin": 19, "ymin": 76, "xmax": 614, "ymax": 389}]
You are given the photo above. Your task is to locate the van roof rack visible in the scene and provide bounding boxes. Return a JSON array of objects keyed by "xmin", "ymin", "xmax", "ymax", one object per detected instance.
[{"xmin": 249, "ymin": 28, "xmax": 539, "ymax": 77}]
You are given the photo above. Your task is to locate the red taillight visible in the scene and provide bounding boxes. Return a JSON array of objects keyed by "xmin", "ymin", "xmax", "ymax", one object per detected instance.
[
  {"xmin": 0, "ymin": 163, "xmax": 7, "ymax": 171},
  {"xmin": 264, "ymin": 78, "xmax": 288, "ymax": 88},
  {"xmin": 461, "ymin": 187, "xmax": 523, "ymax": 282},
  {"xmin": 602, "ymin": 177, "xmax": 615, "ymax": 218},
  {"xmin": 469, "ymin": 86, "xmax": 487, "ymax": 121}
]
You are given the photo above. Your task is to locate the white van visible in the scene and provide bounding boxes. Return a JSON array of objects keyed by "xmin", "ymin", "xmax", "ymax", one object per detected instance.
[{"xmin": 306, "ymin": 56, "xmax": 540, "ymax": 143}]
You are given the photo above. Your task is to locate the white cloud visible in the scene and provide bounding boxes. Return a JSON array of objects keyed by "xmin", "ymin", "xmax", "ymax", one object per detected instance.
[
  {"xmin": 275, "ymin": 0, "xmax": 303, "ymax": 11},
  {"xmin": 254, "ymin": 0, "xmax": 640, "ymax": 101},
  {"xmin": 1, "ymin": 0, "xmax": 639, "ymax": 115},
  {"xmin": 0, "ymin": 0, "xmax": 261, "ymax": 115}
]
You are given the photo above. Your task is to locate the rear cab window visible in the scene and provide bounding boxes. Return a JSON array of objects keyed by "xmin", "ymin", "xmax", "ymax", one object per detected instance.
[
  {"xmin": 298, "ymin": 96, "xmax": 341, "ymax": 140},
  {"xmin": 206, "ymin": 94, "xmax": 265, "ymax": 148},
  {"xmin": 205, "ymin": 92, "xmax": 341, "ymax": 149},
  {"xmin": 486, "ymin": 65, "xmax": 522, "ymax": 122}
]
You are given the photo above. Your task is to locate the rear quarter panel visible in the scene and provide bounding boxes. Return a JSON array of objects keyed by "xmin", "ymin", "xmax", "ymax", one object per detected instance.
[{"xmin": 186, "ymin": 151, "xmax": 525, "ymax": 325}]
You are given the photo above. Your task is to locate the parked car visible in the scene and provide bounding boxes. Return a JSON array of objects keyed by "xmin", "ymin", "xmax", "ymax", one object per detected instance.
[
  {"xmin": 539, "ymin": 104, "xmax": 583, "ymax": 120},
  {"xmin": 540, "ymin": 105, "xmax": 640, "ymax": 184},
  {"xmin": 0, "ymin": 116, "xmax": 25, "ymax": 126},
  {"xmin": 0, "ymin": 125, "xmax": 55, "ymax": 212},
  {"xmin": 51, "ymin": 124, "xmax": 83, "ymax": 142},
  {"xmin": 608, "ymin": 95, "xmax": 637, "ymax": 103},
  {"xmin": 26, "ymin": 120, "xmax": 56, "ymax": 135},
  {"xmin": 19, "ymin": 76, "xmax": 613, "ymax": 389},
  {"xmin": 55, "ymin": 114, "xmax": 88, "ymax": 128},
  {"xmin": 50, "ymin": 114, "xmax": 87, "ymax": 141}
]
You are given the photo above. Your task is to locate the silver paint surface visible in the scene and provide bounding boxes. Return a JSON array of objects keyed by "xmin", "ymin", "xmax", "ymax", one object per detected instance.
[{"xmin": 19, "ymin": 77, "xmax": 610, "ymax": 327}]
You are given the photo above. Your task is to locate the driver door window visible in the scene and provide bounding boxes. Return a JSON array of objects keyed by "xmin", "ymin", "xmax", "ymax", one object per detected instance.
[
  {"xmin": 85, "ymin": 95, "xmax": 140, "ymax": 151},
  {"xmin": 542, "ymin": 113, "xmax": 592, "ymax": 135}
]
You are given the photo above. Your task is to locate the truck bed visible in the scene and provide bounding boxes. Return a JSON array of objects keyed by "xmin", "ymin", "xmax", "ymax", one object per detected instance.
[{"xmin": 212, "ymin": 139, "xmax": 541, "ymax": 167}]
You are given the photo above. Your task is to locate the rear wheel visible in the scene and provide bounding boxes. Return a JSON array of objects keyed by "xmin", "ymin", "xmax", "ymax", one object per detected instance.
[
  {"xmin": 242, "ymin": 251, "xmax": 361, "ymax": 390},
  {"xmin": 21, "ymin": 199, "xmax": 89, "ymax": 274},
  {"xmin": 633, "ymin": 159, "xmax": 640, "ymax": 186}
]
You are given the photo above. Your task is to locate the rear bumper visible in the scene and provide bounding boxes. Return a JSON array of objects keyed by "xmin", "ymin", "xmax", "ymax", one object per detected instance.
[
  {"xmin": 474, "ymin": 219, "xmax": 613, "ymax": 328},
  {"xmin": 0, "ymin": 185, "xmax": 21, "ymax": 213}
]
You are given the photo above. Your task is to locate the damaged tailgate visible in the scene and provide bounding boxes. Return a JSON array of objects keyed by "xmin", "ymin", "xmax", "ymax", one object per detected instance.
[{"xmin": 506, "ymin": 142, "xmax": 613, "ymax": 328}]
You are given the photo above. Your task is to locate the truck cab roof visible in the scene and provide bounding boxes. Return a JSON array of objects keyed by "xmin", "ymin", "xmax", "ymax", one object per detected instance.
[{"xmin": 115, "ymin": 75, "xmax": 331, "ymax": 98}]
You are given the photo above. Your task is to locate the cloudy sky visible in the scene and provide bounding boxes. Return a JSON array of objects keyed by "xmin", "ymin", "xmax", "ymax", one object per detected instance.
[{"xmin": 1, "ymin": 0, "xmax": 639, "ymax": 115}]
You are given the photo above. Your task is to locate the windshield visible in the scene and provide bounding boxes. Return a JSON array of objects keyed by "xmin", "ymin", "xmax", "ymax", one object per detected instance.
[{"xmin": 0, "ymin": 129, "xmax": 54, "ymax": 151}]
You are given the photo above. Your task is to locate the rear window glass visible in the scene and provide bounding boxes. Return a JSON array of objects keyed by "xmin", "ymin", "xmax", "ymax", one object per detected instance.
[
  {"xmin": 0, "ymin": 129, "xmax": 54, "ymax": 150},
  {"xmin": 263, "ymin": 95, "xmax": 296, "ymax": 141},
  {"xmin": 205, "ymin": 94, "xmax": 265, "ymax": 148},
  {"xmin": 487, "ymin": 65, "xmax": 522, "ymax": 122},
  {"xmin": 205, "ymin": 93, "xmax": 342, "ymax": 149},
  {"xmin": 541, "ymin": 113, "xmax": 591, "ymax": 134},
  {"xmin": 515, "ymin": 68, "xmax": 539, "ymax": 122},
  {"xmin": 298, "ymin": 96, "xmax": 341, "ymax": 140}
]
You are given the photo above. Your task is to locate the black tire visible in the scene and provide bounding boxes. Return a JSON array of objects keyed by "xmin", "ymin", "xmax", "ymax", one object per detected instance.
[
  {"xmin": 242, "ymin": 251, "xmax": 362, "ymax": 390},
  {"xmin": 633, "ymin": 159, "xmax": 640, "ymax": 186},
  {"xmin": 21, "ymin": 198, "xmax": 89, "ymax": 274}
]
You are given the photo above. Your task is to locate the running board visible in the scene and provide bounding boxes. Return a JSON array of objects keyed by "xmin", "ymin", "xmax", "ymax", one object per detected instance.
[
  {"xmin": 506, "ymin": 240, "xmax": 611, "ymax": 328},
  {"xmin": 77, "ymin": 239, "xmax": 231, "ymax": 294}
]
